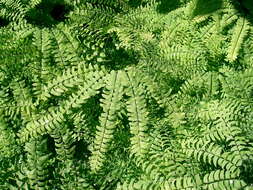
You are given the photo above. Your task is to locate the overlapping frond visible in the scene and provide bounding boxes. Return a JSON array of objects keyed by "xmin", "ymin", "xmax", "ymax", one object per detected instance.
[{"xmin": 18, "ymin": 70, "xmax": 106, "ymax": 142}]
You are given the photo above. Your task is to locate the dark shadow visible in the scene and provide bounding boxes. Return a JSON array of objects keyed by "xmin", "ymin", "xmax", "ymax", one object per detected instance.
[
  {"xmin": 156, "ymin": 0, "xmax": 181, "ymax": 14},
  {"xmin": 74, "ymin": 140, "xmax": 91, "ymax": 161},
  {"xmin": 101, "ymin": 35, "xmax": 139, "ymax": 70},
  {"xmin": 237, "ymin": 0, "xmax": 253, "ymax": 16},
  {"xmin": 50, "ymin": 3, "xmax": 71, "ymax": 22},
  {"xmin": 25, "ymin": 0, "xmax": 72, "ymax": 27},
  {"xmin": 240, "ymin": 158, "xmax": 253, "ymax": 184},
  {"xmin": 0, "ymin": 17, "xmax": 10, "ymax": 27},
  {"xmin": 128, "ymin": 0, "xmax": 146, "ymax": 8},
  {"xmin": 46, "ymin": 134, "xmax": 57, "ymax": 156},
  {"xmin": 232, "ymin": 0, "xmax": 253, "ymax": 25}
]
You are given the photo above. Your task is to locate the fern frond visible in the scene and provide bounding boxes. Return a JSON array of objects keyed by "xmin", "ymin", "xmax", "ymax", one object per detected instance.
[
  {"xmin": 0, "ymin": 117, "xmax": 18, "ymax": 158},
  {"xmin": 0, "ymin": 0, "xmax": 27, "ymax": 21},
  {"xmin": 32, "ymin": 28, "xmax": 55, "ymax": 83},
  {"xmin": 50, "ymin": 26, "xmax": 82, "ymax": 68},
  {"xmin": 16, "ymin": 138, "xmax": 50, "ymax": 189},
  {"xmin": 164, "ymin": 170, "xmax": 246, "ymax": 190},
  {"xmin": 55, "ymin": 164, "xmax": 95, "ymax": 190},
  {"xmin": 160, "ymin": 45, "xmax": 207, "ymax": 78},
  {"xmin": 117, "ymin": 178, "xmax": 161, "ymax": 190},
  {"xmin": 123, "ymin": 69, "xmax": 149, "ymax": 160},
  {"xmin": 51, "ymin": 126, "xmax": 75, "ymax": 160},
  {"xmin": 109, "ymin": 3, "xmax": 165, "ymax": 51},
  {"xmin": 9, "ymin": 79, "xmax": 35, "ymax": 122},
  {"xmin": 37, "ymin": 64, "xmax": 100, "ymax": 101},
  {"xmin": 118, "ymin": 169, "xmax": 247, "ymax": 190},
  {"xmin": 29, "ymin": 0, "xmax": 42, "ymax": 8},
  {"xmin": 141, "ymin": 73, "xmax": 172, "ymax": 108},
  {"xmin": 89, "ymin": 70, "xmax": 124, "ymax": 172},
  {"xmin": 0, "ymin": 88, "xmax": 18, "ymax": 119},
  {"xmin": 18, "ymin": 70, "xmax": 107, "ymax": 142},
  {"xmin": 68, "ymin": 0, "xmax": 119, "ymax": 33},
  {"xmin": 201, "ymin": 170, "xmax": 247, "ymax": 190},
  {"xmin": 227, "ymin": 17, "xmax": 249, "ymax": 62},
  {"xmin": 220, "ymin": 13, "xmax": 239, "ymax": 30},
  {"xmin": 1, "ymin": 0, "xmax": 253, "ymax": 189},
  {"xmin": 182, "ymin": 139, "xmax": 240, "ymax": 173}
]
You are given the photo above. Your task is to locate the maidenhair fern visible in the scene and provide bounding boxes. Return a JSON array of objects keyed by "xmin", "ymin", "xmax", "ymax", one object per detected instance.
[
  {"xmin": 227, "ymin": 17, "xmax": 249, "ymax": 62},
  {"xmin": 0, "ymin": 0, "xmax": 253, "ymax": 189},
  {"xmin": 89, "ymin": 70, "xmax": 124, "ymax": 172}
]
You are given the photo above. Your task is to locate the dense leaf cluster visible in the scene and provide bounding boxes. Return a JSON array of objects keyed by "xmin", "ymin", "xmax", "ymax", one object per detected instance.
[{"xmin": 0, "ymin": 0, "xmax": 253, "ymax": 189}]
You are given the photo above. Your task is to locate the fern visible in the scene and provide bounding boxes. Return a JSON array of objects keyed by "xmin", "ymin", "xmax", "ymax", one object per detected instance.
[
  {"xmin": 227, "ymin": 17, "xmax": 249, "ymax": 62},
  {"xmin": 89, "ymin": 70, "xmax": 124, "ymax": 172},
  {"xmin": 1, "ymin": 0, "xmax": 253, "ymax": 189},
  {"xmin": 124, "ymin": 69, "xmax": 149, "ymax": 159},
  {"xmin": 15, "ymin": 137, "xmax": 51, "ymax": 189},
  {"xmin": 51, "ymin": 126, "xmax": 75, "ymax": 160},
  {"xmin": 18, "ymin": 69, "xmax": 106, "ymax": 142}
]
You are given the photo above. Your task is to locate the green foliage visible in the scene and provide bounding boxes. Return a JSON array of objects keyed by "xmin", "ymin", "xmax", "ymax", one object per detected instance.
[{"xmin": 0, "ymin": 0, "xmax": 253, "ymax": 189}]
